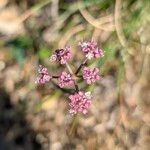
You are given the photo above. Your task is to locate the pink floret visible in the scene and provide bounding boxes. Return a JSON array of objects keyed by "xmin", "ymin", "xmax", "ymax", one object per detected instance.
[
  {"xmin": 50, "ymin": 47, "xmax": 72, "ymax": 64},
  {"xmin": 58, "ymin": 71, "xmax": 74, "ymax": 88},
  {"xmin": 79, "ymin": 39, "xmax": 104, "ymax": 59},
  {"xmin": 82, "ymin": 67, "xmax": 100, "ymax": 84},
  {"xmin": 69, "ymin": 91, "xmax": 92, "ymax": 115},
  {"xmin": 35, "ymin": 65, "xmax": 51, "ymax": 84}
]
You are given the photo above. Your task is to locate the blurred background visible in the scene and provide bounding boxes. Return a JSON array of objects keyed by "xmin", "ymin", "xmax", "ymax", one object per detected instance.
[{"xmin": 0, "ymin": 0, "xmax": 149, "ymax": 149}]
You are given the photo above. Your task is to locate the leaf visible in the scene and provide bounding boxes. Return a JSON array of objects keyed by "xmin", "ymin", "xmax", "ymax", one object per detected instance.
[
  {"xmin": 11, "ymin": 47, "xmax": 25, "ymax": 66},
  {"xmin": 8, "ymin": 36, "xmax": 32, "ymax": 49},
  {"xmin": 38, "ymin": 48, "xmax": 50, "ymax": 59}
]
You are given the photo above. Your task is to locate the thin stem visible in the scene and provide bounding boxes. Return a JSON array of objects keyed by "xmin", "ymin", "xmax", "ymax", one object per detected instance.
[
  {"xmin": 51, "ymin": 80, "xmax": 74, "ymax": 94},
  {"xmin": 66, "ymin": 62, "xmax": 74, "ymax": 74},
  {"xmin": 66, "ymin": 62, "xmax": 79, "ymax": 92},
  {"xmin": 76, "ymin": 75, "xmax": 83, "ymax": 78},
  {"xmin": 74, "ymin": 84, "xmax": 79, "ymax": 91},
  {"xmin": 52, "ymin": 75, "xmax": 59, "ymax": 78},
  {"xmin": 75, "ymin": 58, "xmax": 88, "ymax": 75},
  {"xmin": 68, "ymin": 113, "xmax": 79, "ymax": 136}
]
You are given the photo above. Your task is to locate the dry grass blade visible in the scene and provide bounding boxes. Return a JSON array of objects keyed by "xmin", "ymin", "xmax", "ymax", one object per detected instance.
[
  {"xmin": 16, "ymin": 0, "xmax": 52, "ymax": 24},
  {"xmin": 78, "ymin": 2, "xmax": 115, "ymax": 31},
  {"xmin": 115, "ymin": 0, "xmax": 127, "ymax": 48},
  {"xmin": 59, "ymin": 25, "xmax": 84, "ymax": 48}
]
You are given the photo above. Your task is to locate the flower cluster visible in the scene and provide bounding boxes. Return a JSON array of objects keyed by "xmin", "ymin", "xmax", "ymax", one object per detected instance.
[
  {"xmin": 58, "ymin": 72, "xmax": 74, "ymax": 88},
  {"xmin": 79, "ymin": 39, "xmax": 104, "ymax": 59},
  {"xmin": 36, "ymin": 39, "xmax": 104, "ymax": 115},
  {"xmin": 35, "ymin": 65, "xmax": 51, "ymax": 84},
  {"xmin": 69, "ymin": 91, "xmax": 92, "ymax": 115},
  {"xmin": 82, "ymin": 67, "xmax": 100, "ymax": 84},
  {"xmin": 50, "ymin": 47, "xmax": 72, "ymax": 64}
]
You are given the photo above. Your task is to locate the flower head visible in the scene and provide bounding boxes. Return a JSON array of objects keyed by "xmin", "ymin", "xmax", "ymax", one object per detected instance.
[
  {"xmin": 79, "ymin": 39, "xmax": 104, "ymax": 59},
  {"xmin": 35, "ymin": 65, "xmax": 51, "ymax": 84},
  {"xmin": 82, "ymin": 67, "xmax": 100, "ymax": 84},
  {"xmin": 58, "ymin": 71, "xmax": 74, "ymax": 88},
  {"xmin": 50, "ymin": 47, "xmax": 72, "ymax": 64},
  {"xmin": 69, "ymin": 91, "xmax": 92, "ymax": 115}
]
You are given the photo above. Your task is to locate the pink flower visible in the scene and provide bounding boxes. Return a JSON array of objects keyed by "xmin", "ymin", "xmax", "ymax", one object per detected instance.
[
  {"xmin": 50, "ymin": 47, "xmax": 72, "ymax": 64},
  {"xmin": 35, "ymin": 65, "xmax": 51, "ymax": 84},
  {"xmin": 69, "ymin": 91, "xmax": 92, "ymax": 115},
  {"xmin": 82, "ymin": 67, "xmax": 100, "ymax": 84},
  {"xmin": 79, "ymin": 39, "xmax": 104, "ymax": 59},
  {"xmin": 58, "ymin": 71, "xmax": 74, "ymax": 88}
]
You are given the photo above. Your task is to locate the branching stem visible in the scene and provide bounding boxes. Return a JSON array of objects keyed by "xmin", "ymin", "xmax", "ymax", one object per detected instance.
[{"xmin": 75, "ymin": 58, "xmax": 88, "ymax": 75}]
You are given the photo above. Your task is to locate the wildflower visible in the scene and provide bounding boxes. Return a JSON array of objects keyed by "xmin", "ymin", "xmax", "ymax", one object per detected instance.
[
  {"xmin": 50, "ymin": 47, "xmax": 72, "ymax": 64},
  {"xmin": 69, "ymin": 91, "xmax": 92, "ymax": 115},
  {"xmin": 35, "ymin": 39, "xmax": 105, "ymax": 116},
  {"xmin": 82, "ymin": 67, "xmax": 100, "ymax": 84},
  {"xmin": 58, "ymin": 71, "xmax": 74, "ymax": 88},
  {"xmin": 79, "ymin": 39, "xmax": 104, "ymax": 59},
  {"xmin": 35, "ymin": 65, "xmax": 51, "ymax": 84}
]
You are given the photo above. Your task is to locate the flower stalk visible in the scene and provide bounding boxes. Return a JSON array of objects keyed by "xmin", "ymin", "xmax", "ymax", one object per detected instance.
[{"xmin": 75, "ymin": 58, "xmax": 88, "ymax": 75}]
